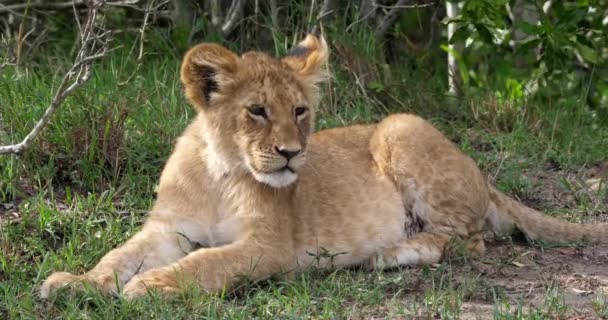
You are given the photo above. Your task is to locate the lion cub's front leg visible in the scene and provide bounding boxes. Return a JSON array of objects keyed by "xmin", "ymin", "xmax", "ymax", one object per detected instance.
[
  {"xmin": 41, "ymin": 216, "xmax": 193, "ymax": 298},
  {"xmin": 122, "ymin": 220, "xmax": 294, "ymax": 298}
]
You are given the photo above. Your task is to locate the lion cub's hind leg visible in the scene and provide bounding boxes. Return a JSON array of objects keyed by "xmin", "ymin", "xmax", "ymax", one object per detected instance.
[
  {"xmin": 367, "ymin": 114, "xmax": 490, "ymax": 270},
  {"xmin": 366, "ymin": 232, "xmax": 450, "ymax": 270},
  {"xmin": 366, "ymin": 232, "xmax": 486, "ymax": 270}
]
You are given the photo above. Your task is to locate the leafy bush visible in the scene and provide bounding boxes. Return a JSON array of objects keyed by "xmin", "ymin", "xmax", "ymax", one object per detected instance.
[{"xmin": 447, "ymin": 0, "xmax": 607, "ymax": 119}]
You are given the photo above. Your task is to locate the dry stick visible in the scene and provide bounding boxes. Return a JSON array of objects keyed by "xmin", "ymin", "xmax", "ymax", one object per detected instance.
[
  {"xmin": 0, "ymin": 0, "xmax": 86, "ymax": 13},
  {"xmin": 358, "ymin": 0, "xmax": 376, "ymax": 21},
  {"xmin": 209, "ymin": 0, "xmax": 221, "ymax": 26},
  {"xmin": 221, "ymin": 0, "xmax": 245, "ymax": 37},
  {"xmin": 0, "ymin": 0, "xmax": 144, "ymax": 13},
  {"xmin": 376, "ymin": 2, "xmax": 434, "ymax": 9},
  {"xmin": 346, "ymin": 4, "xmax": 377, "ymax": 33},
  {"xmin": 424, "ymin": 2, "xmax": 441, "ymax": 51},
  {"xmin": 348, "ymin": 0, "xmax": 435, "ymax": 34},
  {"xmin": 0, "ymin": 36, "xmax": 17, "ymax": 73},
  {"xmin": 310, "ymin": 0, "xmax": 338, "ymax": 34},
  {"xmin": 136, "ymin": 0, "xmax": 154, "ymax": 61},
  {"xmin": 307, "ymin": 0, "xmax": 317, "ymax": 30},
  {"xmin": 346, "ymin": 0, "xmax": 434, "ymax": 33},
  {"xmin": 269, "ymin": 0, "xmax": 278, "ymax": 32},
  {"xmin": 375, "ymin": 0, "xmax": 419, "ymax": 40},
  {"xmin": 117, "ymin": 0, "xmax": 167, "ymax": 85},
  {"xmin": 0, "ymin": 2, "xmax": 110, "ymax": 155},
  {"xmin": 0, "ymin": 112, "xmax": 8, "ymax": 145},
  {"xmin": 446, "ymin": 1, "xmax": 462, "ymax": 95}
]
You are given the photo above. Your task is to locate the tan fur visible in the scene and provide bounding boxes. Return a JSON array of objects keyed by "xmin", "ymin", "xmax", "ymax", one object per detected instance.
[{"xmin": 40, "ymin": 35, "xmax": 608, "ymax": 299}]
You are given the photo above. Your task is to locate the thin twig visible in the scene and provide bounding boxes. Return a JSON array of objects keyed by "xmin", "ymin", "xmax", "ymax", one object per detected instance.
[
  {"xmin": 0, "ymin": 36, "xmax": 17, "ymax": 73},
  {"xmin": 0, "ymin": 1, "xmax": 111, "ymax": 155},
  {"xmin": 0, "ymin": 1, "xmax": 86, "ymax": 14},
  {"xmin": 0, "ymin": 0, "xmax": 159, "ymax": 14},
  {"xmin": 446, "ymin": 1, "xmax": 462, "ymax": 95},
  {"xmin": 269, "ymin": 0, "xmax": 278, "ymax": 32},
  {"xmin": 0, "ymin": 112, "xmax": 8, "ymax": 145},
  {"xmin": 375, "ymin": 0, "xmax": 415, "ymax": 40},
  {"xmin": 118, "ymin": 0, "xmax": 167, "ymax": 85},
  {"xmin": 311, "ymin": 0, "xmax": 338, "ymax": 34},
  {"xmin": 137, "ymin": 0, "xmax": 155, "ymax": 61},
  {"xmin": 209, "ymin": 0, "xmax": 221, "ymax": 26},
  {"xmin": 376, "ymin": 2, "xmax": 434, "ymax": 9},
  {"xmin": 221, "ymin": 0, "xmax": 246, "ymax": 37},
  {"xmin": 424, "ymin": 2, "xmax": 441, "ymax": 50},
  {"xmin": 358, "ymin": 0, "xmax": 376, "ymax": 21},
  {"xmin": 346, "ymin": 5, "xmax": 377, "ymax": 33}
]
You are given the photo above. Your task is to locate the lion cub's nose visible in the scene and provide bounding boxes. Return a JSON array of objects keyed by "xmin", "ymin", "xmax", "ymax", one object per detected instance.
[{"xmin": 275, "ymin": 146, "xmax": 301, "ymax": 160}]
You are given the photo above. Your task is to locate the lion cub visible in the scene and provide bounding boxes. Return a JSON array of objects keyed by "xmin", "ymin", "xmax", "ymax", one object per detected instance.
[{"xmin": 41, "ymin": 35, "xmax": 608, "ymax": 299}]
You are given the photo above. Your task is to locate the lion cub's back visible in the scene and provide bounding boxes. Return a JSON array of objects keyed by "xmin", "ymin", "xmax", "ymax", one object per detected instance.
[{"xmin": 293, "ymin": 125, "xmax": 406, "ymax": 268}]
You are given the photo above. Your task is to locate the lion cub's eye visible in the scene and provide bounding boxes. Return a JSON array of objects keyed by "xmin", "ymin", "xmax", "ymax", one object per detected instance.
[
  {"xmin": 247, "ymin": 104, "xmax": 267, "ymax": 119},
  {"xmin": 294, "ymin": 106, "xmax": 308, "ymax": 119}
]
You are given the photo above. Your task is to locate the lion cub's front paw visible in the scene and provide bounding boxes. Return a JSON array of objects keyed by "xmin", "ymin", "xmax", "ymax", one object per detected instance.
[
  {"xmin": 364, "ymin": 254, "xmax": 386, "ymax": 271},
  {"xmin": 40, "ymin": 271, "xmax": 121, "ymax": 298},
  {"xmin": 122, "ymin": 269, "xmax": 180, "ymax": 299},
  {"xmin": 40, "ymin": 272, "xmax": 82, "ymax": 299}
]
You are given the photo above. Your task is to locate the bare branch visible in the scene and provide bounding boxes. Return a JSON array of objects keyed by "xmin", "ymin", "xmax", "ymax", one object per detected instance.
[
  {"xmin": 376, "ymin": 2, "xmax": 434, "ymax": 9},
  {"xmin": 106, "ymin": 0, "xmax": 143, "ymax": 7},
  {"xmin": 0, "ymin": 1, "xmax": 111, "ymax": 155},
  {"xmin": 0, "ymin": 0, "xmax": 161, "ymax": 15},
  {"xmin": 0, "ymin": 35, "xmax": 17, "ymax": 73},
  {"xmin": 221, "ymin": 0, "xmax": 246, "ymax": 37},
  {"xmin": 347, "ymin": 3, "xmax": 378, "ymax": 33},
  {"xmin": 0, "ymin": 112, "xmax": 7, "ymax": 145},
  {"xmin": 358, "ymin": 0, "xmax": 376, "ymax": 21},
  {"xmin": 269, "ymin": 0, "xmax": 278, "ymax": 31},
  {"xmin": 118, "ymin": 0, "xmax": 168, "ymax": 85},
  {"xmin": 424, "ymin": 2, "xmax": 441, "ymax": 50},
  {"xmin": 311, "ymin": 0, "xmax": 338, "ymax": 34},
  {"xmin": 446, "ymin": 1, "xmax": 462, "ymax": 95},
  {"xmin": 208, "ymin": 0, "xmax": 221, "ymax": 26},
  {"xmin": 375, "ymin": 0, "xmax": 429, "ymax": 40},
  {"xmin": 137, "ymin": 1, "xmax": 154, "ymax": 60},
  {"xmin": 0, "ymin": 1, "xmax": 86, "ymax": 14}
]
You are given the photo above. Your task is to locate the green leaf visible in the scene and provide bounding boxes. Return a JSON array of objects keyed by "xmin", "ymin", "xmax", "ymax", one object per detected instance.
[
  {"xmin": 575, "ymin": 34, "xmax": 594, "ymax": 48},
  {"xmin": 367, "ymin": 81, "xmax": 385, "ymax": 92},
  {"xmin": 557, "ymin": 8, "xmax": 588, "ymax": 28},
  {"xmin": 518, "ymin": 38, "xmax": 541, "ymax": 54},
  {"xmin": 474, "ymin": 24, "xmax": 494, "ymax": 44},
  {"xmin": 576, "ymin": 43, "xmax": 599, "ymax": 64},
  {"xmin": 441, "ymin": 16, "xmax": 464, "ymax": 25},
  {"xmin": 449, "ymin": 26, "xmax": 470, "ymax": 44},
  {"xmin": 440, "ymin": 44, "xmax": 470, "ymax": 88},
  {"xmin": 505, "ymin": 78, "xmax": 524, "ymax": 101},
  {"xmin": 517, "ymin": 21, "xmax": 542, "ymax": 36}
]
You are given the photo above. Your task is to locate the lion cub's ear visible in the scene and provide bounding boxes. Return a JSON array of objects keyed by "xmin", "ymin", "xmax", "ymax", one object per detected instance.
[
  {"xmin": 282, "ymin": 34, "xmax": 329, "ymax": 84},
  {"xmin": 180, "ymin": 43, "xmax": 239, "ymax": 110}
]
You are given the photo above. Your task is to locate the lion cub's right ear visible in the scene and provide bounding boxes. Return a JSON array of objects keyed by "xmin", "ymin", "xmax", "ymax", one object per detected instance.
[
  {"xmin": 282, "ymin": 34, "xmax": 329, "ymax": 85},
  {"xmin": 180, "ymin": 43, "xmax": 239, "ymax": 110}
]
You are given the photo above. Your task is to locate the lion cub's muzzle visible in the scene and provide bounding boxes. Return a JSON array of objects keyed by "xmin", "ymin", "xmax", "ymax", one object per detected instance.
[
  {"xmin": 248, "ymin": 147, "xmax": 307, "ymax": 188},
  {"xmin": 274, "ymin": 146, "xmax": 302, "ymax": 172}
]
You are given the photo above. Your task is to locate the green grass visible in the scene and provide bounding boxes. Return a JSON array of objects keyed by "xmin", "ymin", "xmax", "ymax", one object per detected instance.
[{"xmin": 1, "ymin": 18, "xmax": 607, "ymax": 319}]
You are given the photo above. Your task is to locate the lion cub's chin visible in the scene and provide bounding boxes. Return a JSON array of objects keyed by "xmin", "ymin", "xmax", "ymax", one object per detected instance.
[{"xmin": 250, "ymin": 169, "xmax": 298, "ymax": 188}]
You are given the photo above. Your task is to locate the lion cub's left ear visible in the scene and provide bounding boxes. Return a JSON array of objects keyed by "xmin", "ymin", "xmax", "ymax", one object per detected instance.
[
  {"xmin": 282, "ymin": 34, "xmax": 329, "ymax": 84},
  {"xmin": 180, "ymin": 43, "xmax": 239, "ymax": 110}
]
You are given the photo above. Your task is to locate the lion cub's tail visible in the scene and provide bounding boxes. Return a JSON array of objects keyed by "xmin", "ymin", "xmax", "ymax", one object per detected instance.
[{"xmin": 486, "ymin": 186, "xmax": 608, "ymax": 244}]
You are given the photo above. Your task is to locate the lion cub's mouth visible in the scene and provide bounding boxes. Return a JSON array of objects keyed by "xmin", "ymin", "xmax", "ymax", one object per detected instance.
[
  {"xmin": 250, "ymin": 165, "xmax": 299, "ymax": 188},
  {"xmin": 275, "ymin": 165, "xmax": 295, "ymax": 174},
  {"xmin": 244, "ymin": 152, "xmax": 306, "ymax": 188}
]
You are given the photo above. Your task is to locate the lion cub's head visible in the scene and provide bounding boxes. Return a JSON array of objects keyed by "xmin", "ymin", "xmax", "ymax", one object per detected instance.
[{"xmin": 180, "ymin": 35, "xmax": 328, "ymax": 188}]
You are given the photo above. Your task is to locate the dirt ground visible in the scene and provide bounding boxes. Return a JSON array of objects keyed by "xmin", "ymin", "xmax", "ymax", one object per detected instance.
[{"xmin": 458, "ymin": 239, "xmax": 608, "ymax": 319}]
